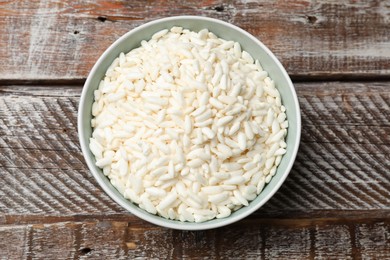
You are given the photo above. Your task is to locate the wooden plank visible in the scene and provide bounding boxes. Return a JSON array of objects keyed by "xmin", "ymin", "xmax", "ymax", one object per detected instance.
[
  {"xmin": 0, "ymin": 82, "xmax": 389, "ymax": 221},
  {"xmin": 0, "ymin": 219, "xmax": 388, "ymax": 259},
  {"xmin": 0, "ymin": 1, "xmax": 389, "ymax": 81},
  {"xmin": 0, "ymin": 225, "xmax": 29, "ymax": 259},
  {"xmin": 356, "ymin": 222, "xmax": 390, "ymax": 259}
]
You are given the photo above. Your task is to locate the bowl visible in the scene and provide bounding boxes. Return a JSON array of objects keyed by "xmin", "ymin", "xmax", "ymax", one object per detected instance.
[{"xmin": 78, "ymin": 16, "xmax": 301, "ymax": 230}]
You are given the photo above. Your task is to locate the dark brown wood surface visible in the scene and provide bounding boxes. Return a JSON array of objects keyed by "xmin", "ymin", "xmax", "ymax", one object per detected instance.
[{"xmin": 0, "ymin": 0, "xmax": 389, "ymax": 259}]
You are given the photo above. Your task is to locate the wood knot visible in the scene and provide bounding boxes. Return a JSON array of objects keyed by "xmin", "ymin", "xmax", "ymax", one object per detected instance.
[
  {"xmin": 214, "ymin": 5, "xmax": 225, "ymax": 12},
  {"xmin": 126, "ymin": 242, "xmax": 137, "ymax": 250},
  {"xmin": 306, "ymin": 15, "xmax": 317, "ymax": 24},
  {"xmin": 97, "ymin": 16, "xmax": 107, "ymax": 22},
  {"xmin": 79, "ymin": 247, "xmax": 92, "ymax": 255}
]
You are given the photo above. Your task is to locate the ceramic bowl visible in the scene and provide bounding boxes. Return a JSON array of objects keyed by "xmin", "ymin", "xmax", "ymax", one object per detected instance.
[{"xmin": 78, "ymin": 16, "xmax": 301, "ymax": 230}]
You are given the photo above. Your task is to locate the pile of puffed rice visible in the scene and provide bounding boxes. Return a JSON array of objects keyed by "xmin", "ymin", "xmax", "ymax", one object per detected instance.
[{"xmin": 89, "ymin": 27, "xmax": 288, "ymax": 222}]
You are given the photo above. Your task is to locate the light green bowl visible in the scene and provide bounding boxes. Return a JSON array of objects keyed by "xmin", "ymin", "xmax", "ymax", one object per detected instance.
[{"xmin": 78, "ymin": 16, "xmax": 301, "ymax": 230}]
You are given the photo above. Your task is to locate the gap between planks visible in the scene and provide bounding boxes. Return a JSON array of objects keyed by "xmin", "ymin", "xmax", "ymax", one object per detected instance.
[
  {"xmin": 1, "ymin": 210, "xmax": 390, "ymax": 226},
  {"xmin": 2, "ymin": 76, "xmax": 390, "ymax": 87}
]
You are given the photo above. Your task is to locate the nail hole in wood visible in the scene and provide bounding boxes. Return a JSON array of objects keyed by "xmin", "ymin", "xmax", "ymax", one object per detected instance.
[
  {"xmin": 79, "ymin": 247, "xmax": 92, "ymax": 255},
  {"xmin": 307, "ymin": 15, "xmax": 317, "ymax": 24},
  {"xmin": 97, "ymin": 16, "xmax": 107, "ymax": 22},
  {"xmin": 74, "ymin": 30, "xmax": 80, "ymax": 34},
  {"xmin": 214, "ymin": 5, "xmax": 224, "ymax": 12}
]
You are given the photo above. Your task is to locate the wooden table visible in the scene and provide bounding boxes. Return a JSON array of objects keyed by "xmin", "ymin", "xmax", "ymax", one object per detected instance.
[{"xmin": 1, "ymin": 1, "xmax": 389, "ymax": 258}]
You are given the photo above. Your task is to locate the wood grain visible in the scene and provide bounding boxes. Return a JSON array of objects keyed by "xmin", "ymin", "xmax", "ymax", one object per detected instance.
[
  {"xmin": 0, "ymin": 219, "xmax": 389, "ymax": 259},
  {"xmin": 0, "ymin": 82, "xmax": 389, "ymax": 221},
  {"xmin": 0, "ymin": 0, "xmax": 389, "ymax": 81}
]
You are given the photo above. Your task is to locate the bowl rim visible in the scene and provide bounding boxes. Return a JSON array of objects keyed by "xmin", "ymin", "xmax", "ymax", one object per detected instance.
[{"xmin": 78, "ymin": 15, "xmax": 301, "ymax": 230}]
